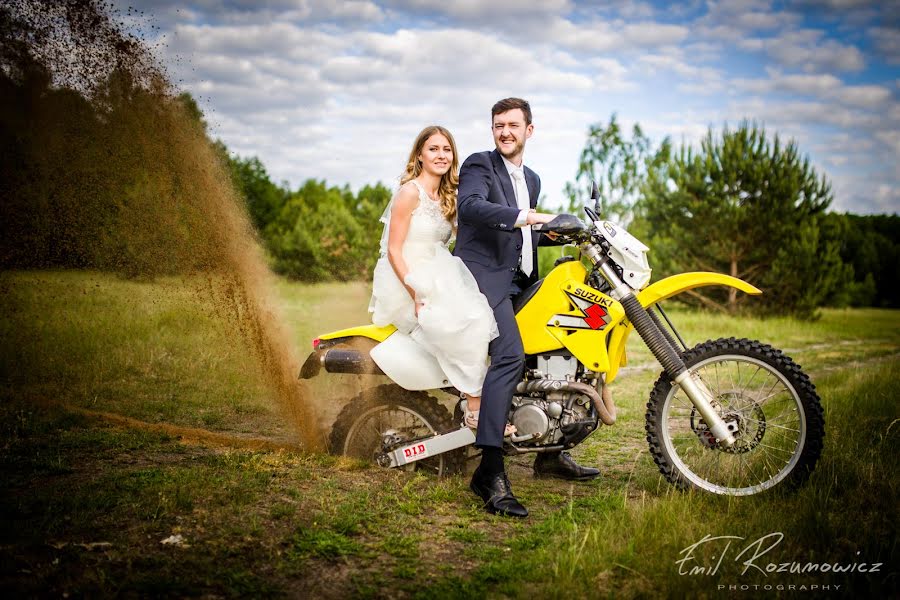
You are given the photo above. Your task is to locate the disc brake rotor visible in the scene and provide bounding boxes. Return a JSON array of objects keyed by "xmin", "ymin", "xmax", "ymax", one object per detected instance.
[{"xmin": 689, "ymin": 390, "xmax": 767, "ymax": 454}]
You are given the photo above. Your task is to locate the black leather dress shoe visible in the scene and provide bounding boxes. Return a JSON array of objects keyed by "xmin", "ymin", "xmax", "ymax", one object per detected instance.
[
  {"xmin": 469, "ymin": 469, "xmax": 529, "ymax": 518},
  {"xmin": 533, "ymin": 451, "xmax": 600, "ymax": 481}
]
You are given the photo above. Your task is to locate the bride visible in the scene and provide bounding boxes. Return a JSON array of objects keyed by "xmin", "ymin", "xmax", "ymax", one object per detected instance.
[{"xmin": 369, "ymin": 125, "xmax": 499, "ymax": 429}]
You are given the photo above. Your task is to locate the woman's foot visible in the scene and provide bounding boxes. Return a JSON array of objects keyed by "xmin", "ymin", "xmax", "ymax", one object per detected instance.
[
  {"xmin": 463, "ymin": 407, "xmax": 480, "ymax": 429},
  {"xmin": 463, "ymin": 403, "xmax": 516, "ymax": 437}
]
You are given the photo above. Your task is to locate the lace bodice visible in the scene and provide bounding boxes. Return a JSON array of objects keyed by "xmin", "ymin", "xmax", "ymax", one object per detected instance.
[{"xmin": 404, "ymin": 180, "xmax": 453, "ymax": 250}]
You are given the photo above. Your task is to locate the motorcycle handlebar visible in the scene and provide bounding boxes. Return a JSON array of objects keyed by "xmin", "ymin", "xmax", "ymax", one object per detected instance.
[{"xmin": 532, "ymin": 213, "xmax": 586, "ymax": 236}]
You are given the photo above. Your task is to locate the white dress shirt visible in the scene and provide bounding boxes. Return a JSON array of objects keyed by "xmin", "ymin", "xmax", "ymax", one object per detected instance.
[{"xmin": 501, "ymin": 155, "xmax": 534, "ymax": 275}]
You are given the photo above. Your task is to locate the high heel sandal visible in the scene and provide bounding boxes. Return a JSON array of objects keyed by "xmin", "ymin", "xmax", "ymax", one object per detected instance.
[{"xmin": 463, "ymin": 400, "xmax": 517, "ymax": 437}]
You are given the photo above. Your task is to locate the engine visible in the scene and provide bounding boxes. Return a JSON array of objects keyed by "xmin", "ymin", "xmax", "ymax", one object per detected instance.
[{"xmin": 508, "ymin": 354, "xmax": 598, "ymax": 447}]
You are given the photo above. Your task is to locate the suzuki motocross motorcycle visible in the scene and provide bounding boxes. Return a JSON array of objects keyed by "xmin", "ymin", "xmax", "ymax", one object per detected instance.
[{"xmin": 300, "ymin": 187, "xmax": 824, "ymax": 496}]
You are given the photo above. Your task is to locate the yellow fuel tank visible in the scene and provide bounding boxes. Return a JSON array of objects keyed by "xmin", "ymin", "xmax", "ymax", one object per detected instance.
[{"xmin": 515, "ymin": 260, "xmax": 625, "ymax": 373}]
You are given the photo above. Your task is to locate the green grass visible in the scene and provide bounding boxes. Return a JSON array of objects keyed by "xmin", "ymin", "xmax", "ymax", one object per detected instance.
[{"xmin": 1, "ymin": 270, "xmax": 898, "ymax": 597}]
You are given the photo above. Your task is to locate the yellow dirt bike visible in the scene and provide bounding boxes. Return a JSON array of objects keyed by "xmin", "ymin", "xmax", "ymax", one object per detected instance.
[{"xmin": 300, "ymin": 192, "xmax": 824, "ymax": 496}]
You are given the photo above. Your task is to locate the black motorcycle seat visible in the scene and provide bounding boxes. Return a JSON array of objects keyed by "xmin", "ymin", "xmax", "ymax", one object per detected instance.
[{"xmin": 512, "ymin": 278, "xmax": 544, "ymax": 314}]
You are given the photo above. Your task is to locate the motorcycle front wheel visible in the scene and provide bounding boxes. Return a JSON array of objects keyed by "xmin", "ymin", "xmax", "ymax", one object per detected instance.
[
  {"xmin": 329, "ymin": 384, "xmax": 464, "ymax": 476},
  {"xmin": 646, "ymin": 338, "xmax": 825, "ymax": 496}
]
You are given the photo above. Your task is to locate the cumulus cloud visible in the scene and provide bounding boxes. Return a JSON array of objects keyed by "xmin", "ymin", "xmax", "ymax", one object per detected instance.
[
  {"xmin": 130, "ymin": 0, "xmax": 897, "ymax": 214},
  {"xmin": 477, "ymin": 15, "xmax": 691, "ymax": 55},
  {"xmin": 733, "ymin": 70, "xmax": 892, "ymax": 108},
  {"xmin": 869, "ymin": 26, "xmax": 900, "ymax": 64},
  {"xmin": 385, "ymin": 0, "xmax": 572, "ymax": 20},
  {"xmin": 696, "ymin": 0, "xmax": 802, "ymax": 39},
  {"xmin": 740, "ymin": 29, "xmax": 866, "ymax": 72},
  {"xmin": 832, "ymin": 177, "xmax": 900, "ymax": 214},
  {"xmin": 127, "ymin": 0, "xmax": 385, "ymax": 25},
  {"xmin": 586, "ymin": 57, "xmax": 636, "ymax": 92},
  {"xmin": 874, "ymin": 128, "xmax": 900, "ymax": 158}
]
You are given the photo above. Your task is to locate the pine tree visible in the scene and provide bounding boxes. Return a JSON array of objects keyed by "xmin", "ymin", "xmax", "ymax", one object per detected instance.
[{"xmin": 639, "ymin": 122, "xmax": 843, "ymax": 318}]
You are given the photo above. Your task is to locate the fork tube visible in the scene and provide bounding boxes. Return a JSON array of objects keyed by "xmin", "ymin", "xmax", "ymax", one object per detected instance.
[{"xmin": 592, "ymin": 254, "xmax": 736, "ymax": 446}]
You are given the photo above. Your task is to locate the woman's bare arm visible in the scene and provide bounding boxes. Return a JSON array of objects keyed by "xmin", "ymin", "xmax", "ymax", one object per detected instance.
[{"xmin": 386, "ymin": 183, "xmax": 420, "ymax": 304}]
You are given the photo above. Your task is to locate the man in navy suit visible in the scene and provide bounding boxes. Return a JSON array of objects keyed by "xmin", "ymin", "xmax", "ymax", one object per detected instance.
[{"xmin": 455, "ymin": 98, "xmax": 599, "ymax": 518}]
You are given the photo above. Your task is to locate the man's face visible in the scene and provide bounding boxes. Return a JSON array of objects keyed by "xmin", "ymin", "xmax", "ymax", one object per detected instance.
[{"xmin": 492, "ymin": 109, "xmax": 533, "ymax": 161}]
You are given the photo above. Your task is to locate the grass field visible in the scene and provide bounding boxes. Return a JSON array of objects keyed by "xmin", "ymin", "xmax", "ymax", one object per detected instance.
[{"xmin": 1, "ymin": 270, "xmax": 898, "ymax": 598}]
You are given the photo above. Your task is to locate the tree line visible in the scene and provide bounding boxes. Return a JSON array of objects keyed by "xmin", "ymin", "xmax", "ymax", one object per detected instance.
[
  {"xmin": 563, "ymin": 115, "xmax": 898, "ymax": 317},
  {"xmin": 1, "ymin": 45, "xmax": 895, "ymax": 317},
  {"xmin": 224, "ymin": 114, "xmax": 897, "ymax": 317},
  {"xmin": 223, "ymin": 149, "xmax": 391, "ymax": 283}
]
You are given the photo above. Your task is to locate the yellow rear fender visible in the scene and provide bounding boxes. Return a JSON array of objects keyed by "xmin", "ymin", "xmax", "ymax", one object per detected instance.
[
  {"xmin": 318, "ymin": 324, "xmax": 397, "ymax": 343},
  {"xmin": 637, "ymin": 272, "xmax": 761, "ymax": 308}
]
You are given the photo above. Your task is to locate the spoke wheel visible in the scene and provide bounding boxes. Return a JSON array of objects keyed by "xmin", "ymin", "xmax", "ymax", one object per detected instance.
[
  {"xmin": 329, "ymin": 384, "xmax": 464, "ymax": 476},
  {"xmin": 646, "ymin": 338, "xmax": 824, "ymax": 496}
]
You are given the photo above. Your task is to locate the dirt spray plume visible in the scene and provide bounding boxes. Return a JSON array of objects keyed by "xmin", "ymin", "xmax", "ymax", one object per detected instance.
[{"xmin": 0, "ymin": 0, "xmax": 325, "ymax": 450}]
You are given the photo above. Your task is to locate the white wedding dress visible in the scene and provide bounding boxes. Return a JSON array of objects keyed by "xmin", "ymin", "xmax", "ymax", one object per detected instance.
[{"xmin": 369, "ymin": 180, "xmax": 499, "ymax": 396}]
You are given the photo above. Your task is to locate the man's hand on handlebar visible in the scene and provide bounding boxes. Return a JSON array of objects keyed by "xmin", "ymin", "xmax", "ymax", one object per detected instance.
[
  {"xmin": 525, "ymin": 210, "xmax": 556, "ymax": 226},
  {"xmin": 526, "ymin": 210, "xmax": 560, "ymax": 240}
]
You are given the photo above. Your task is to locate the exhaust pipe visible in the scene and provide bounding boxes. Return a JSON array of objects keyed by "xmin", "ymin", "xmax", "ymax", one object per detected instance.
[
  {"xmin": 516, "ymin": 379, "xmax": 616, "ymax": 426},
  {"xmin": 299, "ymin": 349, "xmax": 384, "ymax": 379}
]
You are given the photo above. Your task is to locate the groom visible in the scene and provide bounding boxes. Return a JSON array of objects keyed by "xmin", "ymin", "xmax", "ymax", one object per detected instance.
[{"xmin": 455, "ymin": 98, "xmax": 600, "ymax": 518}]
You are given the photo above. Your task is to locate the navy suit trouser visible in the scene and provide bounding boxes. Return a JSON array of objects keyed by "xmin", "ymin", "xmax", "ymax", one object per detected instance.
[{"xmin": 474, "ymin": 279, "xmax": 528, "ymax": 449}]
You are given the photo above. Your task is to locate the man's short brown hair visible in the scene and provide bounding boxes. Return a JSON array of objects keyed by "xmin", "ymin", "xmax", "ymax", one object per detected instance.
[{"xmin": 491, "ymin": 97, "xmax": 532, "ymax": 125}]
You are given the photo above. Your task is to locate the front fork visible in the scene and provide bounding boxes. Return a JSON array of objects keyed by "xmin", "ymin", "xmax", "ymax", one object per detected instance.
[{"xmin": 584, "ymin": 244, "xmax": 737, "ymax": 447}]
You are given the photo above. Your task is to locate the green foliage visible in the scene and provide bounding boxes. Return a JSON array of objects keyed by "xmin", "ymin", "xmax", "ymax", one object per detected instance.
[
  {"xmin": 0, "ymin": 37, "xmax": 390, "ymax": 284},
  {"xmin": 637, "ymin": 122, "xmax": 840, "ymax": 318},
  {"xmin": 822, "ymin": 212, "xmax": 900, "ymax": 308},
  {"xmin": 263, "ymin": 179, "xmax": 391, "ymax": 282},
  {"xmin": 223, "ymin": 150, "xmax": 287, "ymax": 232},
  {"xmin": 177, "ymin": 92, "xmax": 207, "ymax": 132},
  {"xmin": 565, "ymin": 116, "xmax": 895, "ymax": 313},
  {"xmin": 0, "ymin": 53, "xmax": 223, "ymax": 278},
  {"xmin": 564, "ymin": 113, "xmax": 669, "ymax": 225}
]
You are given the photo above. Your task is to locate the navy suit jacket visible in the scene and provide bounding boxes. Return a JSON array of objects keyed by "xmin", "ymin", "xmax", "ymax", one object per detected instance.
[{"xmin": 455, "ymin": 149, "xmax": 547, "ymax": 308}]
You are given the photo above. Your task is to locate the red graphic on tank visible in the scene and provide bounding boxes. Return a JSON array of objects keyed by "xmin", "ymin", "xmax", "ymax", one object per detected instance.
[
  {"xmin": 584, "ymin": 303, "xmax": 608, "ymax": 329},
  {"xmin": 547, "ymin": 290, "xmax": 611, "ymax": 331}
]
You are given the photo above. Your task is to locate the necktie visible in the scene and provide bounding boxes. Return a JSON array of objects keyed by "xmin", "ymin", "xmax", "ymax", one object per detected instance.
[{"xmin": 511, "ymin": 168, "xmax": 533, "ymax": 276}]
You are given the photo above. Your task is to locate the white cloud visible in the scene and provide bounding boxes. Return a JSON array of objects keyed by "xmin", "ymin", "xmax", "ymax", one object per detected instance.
[
  {"xmin": 736, "ymin": 27, "xmax": 868, "ymax": 72},
  {"xmin": 835, "ymin": 84, "xmax": 893, "ymax": 108},
  {"xmin": 869, "ymin": 26, "xmax": 900, "ymax": 65},
  {"xmin": 611, "ymin": 1, "xmax": 657, "ymax": 19},
  {"xmin": 115, "ymin": 0, "xmax": 386, "ymax": 31},
  {"xmin": 540, "ymin": 18, "xmax": 689, "ymax": 53},
  {"xmin": 586, "ymin": 57, "xmax": 635, "ymax": 92},
  {"xmin": 733, "ymin": 71, "xmax": 892, "ymax": 108},
  {"xmin": 130, "ymin": 0, "xmax": 897, "ymax": 214},
  {"xmin": 874, "ymin": 128, "xmax": 900, "ymax": 158},
  {"xmin": 871, "ymin": 184, "xmax": 900, "ymax": 214},
  {"xmin": 832, "ymin": 177, "xmax": 900, "ymax": 214},
  {"xmin": 386, "ymin": 0, "xmax": 572, "ymax": 20},
  {"xmin": 168, "ymin": 23, "xmax": 342, "ymax": 61},
  {"xmin": 760, "ymin": 29, "xmax": 866, "ymax": 72},
  {"xmin": 695, "ymin": 0, "xmax": 802, "ymax": 40}
]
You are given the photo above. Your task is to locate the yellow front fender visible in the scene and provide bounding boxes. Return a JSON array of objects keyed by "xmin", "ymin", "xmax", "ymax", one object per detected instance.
[{"xmin": 636, "ymin": 272, "xmax": 761, "ymax": 308}]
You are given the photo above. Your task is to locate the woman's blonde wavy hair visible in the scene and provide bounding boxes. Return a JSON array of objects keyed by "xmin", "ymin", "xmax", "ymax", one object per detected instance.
[{"xmin": 400, "ymin": 125, "xmax": 459, "ymax": 224}]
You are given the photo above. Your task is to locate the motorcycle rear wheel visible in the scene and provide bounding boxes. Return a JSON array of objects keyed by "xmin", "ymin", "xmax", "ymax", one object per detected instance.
[
  {"xmin": 329, "ymin": 384, "xmax": 465, "ymax": 476},
  {"xmin": 646, "ymin": 338, "xmax": 824, "ymax": 496}
]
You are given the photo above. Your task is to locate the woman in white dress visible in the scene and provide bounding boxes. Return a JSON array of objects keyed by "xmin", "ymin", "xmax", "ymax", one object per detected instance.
[{"xmin": 369, "ymin": 125, "xmax": 501, "ymax": 430}]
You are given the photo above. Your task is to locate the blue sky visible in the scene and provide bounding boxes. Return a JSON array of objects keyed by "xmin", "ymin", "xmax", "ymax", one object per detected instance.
[{"xmin": 125, "ymin": 0, "xmax": 899, "ymax": 214}]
